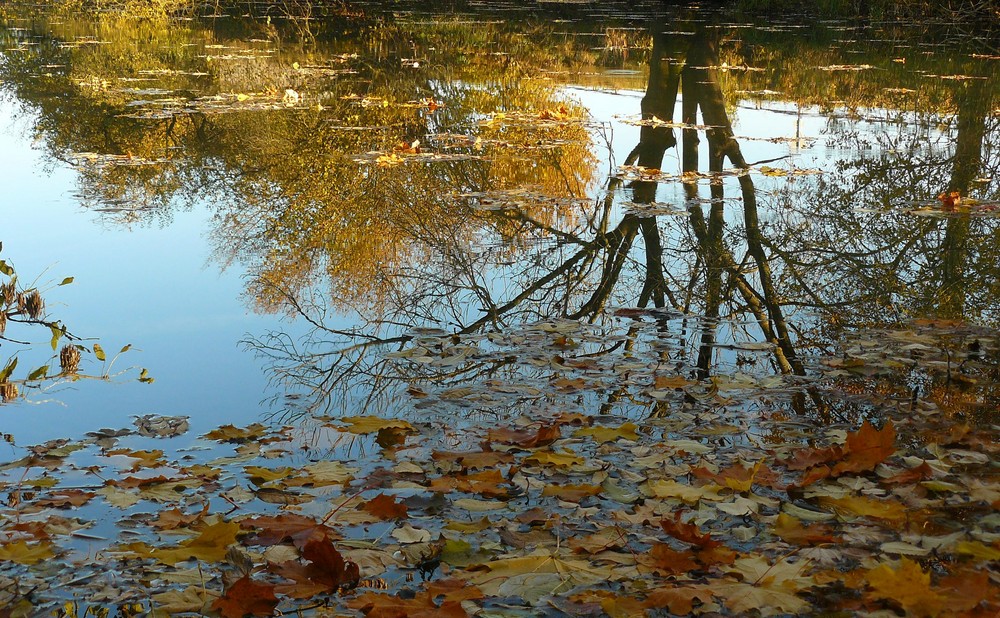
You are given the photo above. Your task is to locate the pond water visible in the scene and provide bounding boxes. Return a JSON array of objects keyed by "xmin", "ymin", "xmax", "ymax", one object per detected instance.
[
  {"xmin": 0, "ymin": 2, "xmax": 998, "ymax": 614},
  {"xmin": 2, "ymin": 5, "xmax": 995, "ymax": 443}
]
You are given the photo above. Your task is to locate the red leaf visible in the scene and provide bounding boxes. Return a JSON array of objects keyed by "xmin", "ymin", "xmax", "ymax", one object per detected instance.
[{"xmin": 211, "ymin": 575, "xmax": 279, "ymax": 618}]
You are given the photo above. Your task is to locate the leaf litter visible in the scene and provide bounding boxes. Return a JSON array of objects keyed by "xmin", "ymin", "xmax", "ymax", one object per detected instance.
[{"xmin": 0, "ymin": 316, "xmax": 998, "ymax": 616}]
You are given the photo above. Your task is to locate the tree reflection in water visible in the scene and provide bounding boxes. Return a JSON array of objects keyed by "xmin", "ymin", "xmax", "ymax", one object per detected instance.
[{"xmin": 2, "ymin": 9, "xmax": 998, "ymax": 427}]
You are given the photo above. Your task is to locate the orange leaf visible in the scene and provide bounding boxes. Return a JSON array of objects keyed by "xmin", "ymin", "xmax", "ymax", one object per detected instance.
[
  {"xmin": 639, "ymin": 543, "xmax": 698, "ymax": 575},
  {"xmin": 149, "ymin": 506, "xmax": 207, "ymax": 531},
  {"xmin": 487, "ymin": 424, "xmax": 560, "ymax": 448},
  {"xmin": 783, "ymin": 445, "xmax": 844, "ymax": 470},
  {"xmin": 660, "ymin": 514, "xmax": 720, "ymax": 549},
  {"xmin": 832, "ymin": 420, "xmax": 895, "ymax": 476},
  {"xmin": 429, "ymin": 469, "xmax": 512, "ymax": 498},
  {"xmin": 937, "ymin": 568, "xmax": 993, "ymax": 612},
  {"xmin": 151, "ymin": 520, "xmax": 240, "ymax": 565},
  {"xmin": 798, "ymin": 464, "xmax": 832, "ymax": 487},
  {"xmin": 425, "ymin": 578, "xmax": 484, "ymax": 603},
  {"xmin": 773, "ymin": 513, "xmax": 839, "ymax": 546},
  {"xmin": 211, "ymin": 575, "xmax": 279, "ymax": 618},
  {"xmin": 644, "ymin": 586, "xmax": 714, "ymax": 614},
  {"xmin": 599, "ymin": 593, "xmax": 646, "ymax": 618},
  {"xmin": 541, "ymin": 483, "xmax": 602, "ymax": 502},
  {"xmin": 880, "ymin": 461, "xmax": 932, "ymax": 485},
  {"xmin": 348, "ymin": 590, "xmax": 469, "ymax": 618},
  {"xmin": 361, "ymin": 493, "xmax": 409, "ymax": 520}
]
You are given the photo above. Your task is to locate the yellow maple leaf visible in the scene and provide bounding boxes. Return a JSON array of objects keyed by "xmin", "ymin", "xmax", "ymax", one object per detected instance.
[
  {"xmin": 0, "ymin": 541, "xmax": 55, "ymax": 565},
  {"xmin": 643, "ymin": 480, "xmax": 725, "ymax": 504},
  {"xmin": 523, "ymin": 449, "xmax": 585, "ymax": 468},
  {"xmin": 573, "ymin": 422, "xmax": 640, "ymax": 443},
  {"xmin": 151, "ymin": 520, "xmax": 241, "ymax": 565},
  {"xmin": 866, "ymin": 558, "xmax": 946, "ymax": 617},
  {"xmin": 816, "ymin": 495, "xmax": 906, "ymax": 522},
  {"xmin": 338, "ymin": 416, "xmax": 414, "ymax": 434}
]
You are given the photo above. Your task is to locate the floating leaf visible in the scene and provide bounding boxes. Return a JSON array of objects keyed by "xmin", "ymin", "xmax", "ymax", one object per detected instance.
[
  {"xmin": 271, "ymin": 538, "xmax": 360, "ymax": 598},
  {"xmin": 241, "ymin": 513, "xmax": 340, "ymax": 549},
  {"xmin": 574, "ymin": 422, "xmax": 640, "ymax": 443},
  {"xmin": 339, "ymin": 416, "xmax": 415, "ymax": 434},
  {"xmin": 866, "ymin": 558, "xmax": 945, "ymax": 617},
  {"xmin": 0, "ymin": 541, "xmax": 55, "ymax": 565},
  {"xmin": 150, "ymin": 520, "xmax": 241, "ymax": 565},
  {"xmin": 211, "ymin": 575, "xmax": 279, "ymax": 618},
  {"xmin": 361, "ymin": 493, "xmax": 409, "ymax": 520}
]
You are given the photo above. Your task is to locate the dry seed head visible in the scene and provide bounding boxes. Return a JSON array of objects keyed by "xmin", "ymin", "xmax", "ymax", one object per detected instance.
[
  {"xmin": 0, "ymin": 311, "xmax": 5, "ymax": 335},
  {"xmin": 24, "ymin": 290, "xmax": 44, "ymax": 320},
  {"xmin": 0, "ymin": 382, "xmax": 17, "ymax": 403},
  {"xmin": 0, "ymin": 281, "xmax": 15, "ymax": 306},
  {"xmin": 60, "ymin": 344, "xmax": 81, "ymax": 374}
]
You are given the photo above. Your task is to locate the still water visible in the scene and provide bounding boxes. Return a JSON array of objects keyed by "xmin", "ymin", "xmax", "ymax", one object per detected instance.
[{"xmin": 0, "ymin": 4, "xmax": 997, "ymax": 441}]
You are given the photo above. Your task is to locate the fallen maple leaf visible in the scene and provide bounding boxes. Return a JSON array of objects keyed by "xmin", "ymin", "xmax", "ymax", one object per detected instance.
[
  {"xmin": 660, "ymin": 514, "xmax": 721, "ymax": 549},
  {"xmin": 348, "ymin": 590, "xmax": 468, "ymax": 618},
  {"xmin": 432, "ymin": 450, "xmax": 514, "ymax": 469},
  {"xmin": 573, "ymin": 422, "xmax": 640, "ymax": 443},
  {"xmin": 639, "ymin": 543, "xmax": 698, "ymax": 575},
  {"xmin": 33, "ymin": 489, "xmax": 95, "ymax": 508},
  {"xmin": 241, "ymin": 513, "xmax": 341, "ymax": 549},
  {"xmin": 541, "ymin": 483, "xmax": 602, "ymax": 502},
  {"xmin": 938, "ymin": 191, "xmax": 962, "ymax": 211},
  {"xmin": 211, "ymin": 575, "xmax": 279, "ymax": 618},
  {"xmin": 715, "ymin": 460, "xmax": 763, "ymax": 492},
  {"xmin": 487, "ymin": 424, "xmax": 560, "ymax": 448},
  {"xmin": 151, "ymin": 520, "xmax": 241, "ymax": 565},
  {"xmin": 816, "ymin": 495, "xmax": 907, "ymax": 523},
  {"xmin": 880, "ymin": 461, "xmax": 933, "ymax": 485},
  {"xmin": 644, "ymin": 585, "xmax": 715, "ymax": 614},
  {"xmin": 866, "ymin": 558, "xmax": 946, "ymax": 617},
  {"xmin": 831, "ymin": 420, "xmax": 895, "ymax": 476},
  {"xmin": 202, "ymin": 423, "xmax": 270, "ymax": 443},
  {"xmin": 361, "ymin": 493, "xmax": 409, "ymax": 520},
  {"xmin": 339, "ymin": 416, "xmax": 415, "ymax": 435},
  {"xmin": 425, "ymin": 578, "xmax": 485, "ymax": 603},
  {"xmin": 0, "ymin": 540, "xmax": 55, "ymax": 565},
  {"xmin": 714, "ymin": 581, "xmax": 809, "ymax": 616},
  {"xmin": 772, "ymin": 513, "xmax": 839, "ymax": 546},
  {"xmin": 271, "ymin": 538, "xmax": 360, "ymax": 598},
  {"xmin": 149, "ymin": 506, "xmax": 208, "ymax": 530},
  {"xmin": 428, "ymin": 469, "xmax": 512, "ymax": 499}
]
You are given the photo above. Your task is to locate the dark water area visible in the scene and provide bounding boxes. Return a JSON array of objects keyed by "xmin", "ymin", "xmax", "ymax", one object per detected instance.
[{"xmin": 0, "ymin": 2, "xmax": 998, "ymax": 614}]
